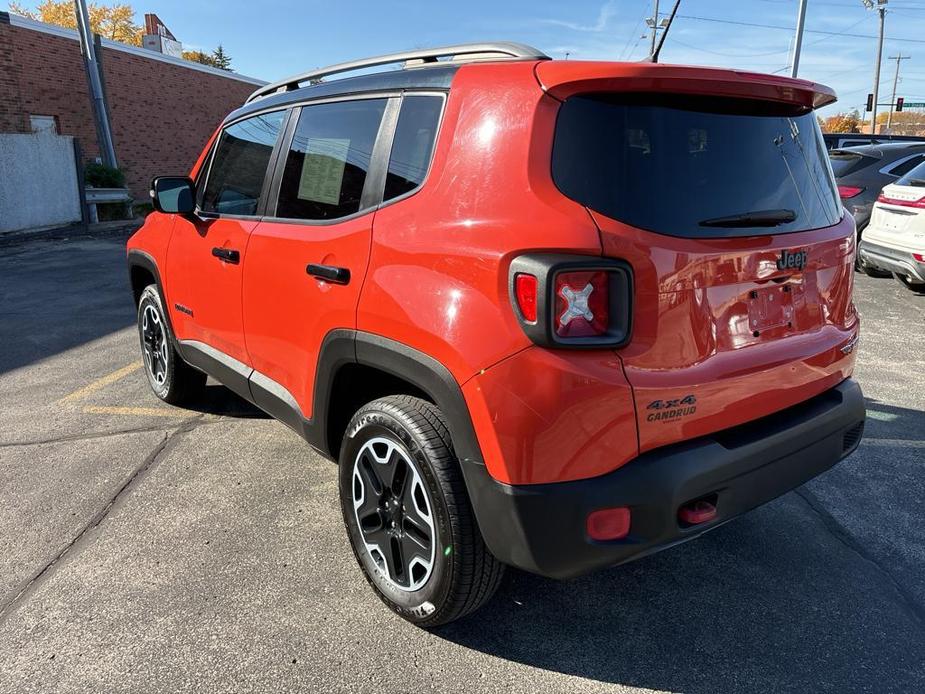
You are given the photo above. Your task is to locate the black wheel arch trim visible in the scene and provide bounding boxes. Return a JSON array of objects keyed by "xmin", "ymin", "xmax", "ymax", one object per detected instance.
[{"xmin": 127, "ymin": 249, "xmax": 180, "ymax": 346}]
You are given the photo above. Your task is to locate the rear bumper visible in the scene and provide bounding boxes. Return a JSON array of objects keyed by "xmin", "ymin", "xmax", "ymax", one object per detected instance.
[
  {"xmin": 858, "ymin": 240, "xmax": 925, "ymax": 281},
  {"xmin": 463, "ymin": 378, "xmax": 865, "ymax": 579}
]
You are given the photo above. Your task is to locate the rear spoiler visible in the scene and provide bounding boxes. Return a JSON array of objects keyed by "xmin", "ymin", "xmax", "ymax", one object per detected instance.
[{"xmin": 534, "ymin": 61, "xmax": 837, "ymax": 110}]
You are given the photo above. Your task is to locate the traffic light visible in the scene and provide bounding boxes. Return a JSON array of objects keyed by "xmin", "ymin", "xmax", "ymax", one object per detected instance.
[
  {"xmin": 897, "ymin": 97, "xmax": 905, "ymax": 112},
  {"xmin": 866, "ymin": 93, "xmax": 874, "ymax": 112}
]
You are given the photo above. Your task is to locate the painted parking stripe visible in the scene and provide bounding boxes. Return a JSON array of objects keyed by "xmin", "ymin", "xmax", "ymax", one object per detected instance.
[
  {"xmin": 58, "ymin": 362, "xmax": 143, "ymax": 404},
  {"xmin": 81, "ymin": 405, "xmax": 189, "ymax": 418}
]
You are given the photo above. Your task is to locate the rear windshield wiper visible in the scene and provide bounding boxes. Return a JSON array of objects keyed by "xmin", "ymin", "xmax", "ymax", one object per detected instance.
[{"xmin": 698, "ymin": 209, "xmax": 797, "ymax": 228}]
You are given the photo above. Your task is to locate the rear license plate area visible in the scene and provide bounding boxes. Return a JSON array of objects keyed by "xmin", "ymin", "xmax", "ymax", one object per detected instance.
[{"xmin": 748, "ymin": 285, "xmax": 795, "ymax": 333}]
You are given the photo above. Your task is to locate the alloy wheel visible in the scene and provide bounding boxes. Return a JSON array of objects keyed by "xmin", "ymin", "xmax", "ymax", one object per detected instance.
[
  {"xmin": 352, "ymin": 436, "xmax": 436, "ymax": 591},
  {"xmin": 141, "ymin": 303, "xmax": 169, "ymax": 387}
]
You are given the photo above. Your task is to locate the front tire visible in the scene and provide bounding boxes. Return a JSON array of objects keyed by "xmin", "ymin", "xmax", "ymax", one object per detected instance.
[
  {"xmin": 137, "ymin": 284, "xmax": 206, "ymax": 405},
  {"xmin": 338, "ymin": 395, "xmax": 504, "ymax": 627}
]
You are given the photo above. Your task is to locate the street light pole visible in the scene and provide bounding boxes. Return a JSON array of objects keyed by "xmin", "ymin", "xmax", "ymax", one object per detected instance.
[
  {"xmin": 886, "ymin": 53, "xmax": 910, "ymax": 131},
  {"xmin": 73, "ymin": 0, "xmax": 117, "ymax": 168},
  {"xmin": 649, "ymin": 0, "xmax": 660, "ymax": 56},
  {"xmin": 865, "ymin": 0, "xmax": 888, "ymax": 136},
  {"xmin": 790, "ymin": 0, "xmax": 808, "ymax": 78}
]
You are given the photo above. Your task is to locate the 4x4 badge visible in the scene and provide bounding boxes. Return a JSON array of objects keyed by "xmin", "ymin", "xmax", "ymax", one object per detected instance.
[{"xmin": 777, "ymin": 249, "xmax": 808, "ymax": 271}]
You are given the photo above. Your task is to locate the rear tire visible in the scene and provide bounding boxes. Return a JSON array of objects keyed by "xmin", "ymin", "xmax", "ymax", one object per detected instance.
[
  {"xmin": 137, "ymin": 284, "xmax": 206, "ymax": 405},
  {"xmin": 893, "ymin": 273, "xmax": 925, "ymax": 294},
  {"xmin": 338, "ymin": 395, "xmax": 504, "ymax": 627}
]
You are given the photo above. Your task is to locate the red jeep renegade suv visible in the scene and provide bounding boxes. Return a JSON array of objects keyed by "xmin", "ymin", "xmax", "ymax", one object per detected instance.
[{"xmin": 127, "ymin": 43, "xmax": 865, "ymax": 626}]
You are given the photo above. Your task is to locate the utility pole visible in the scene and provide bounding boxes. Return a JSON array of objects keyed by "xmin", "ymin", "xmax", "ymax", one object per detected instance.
[
  {"xmin": 790, "ymin": 0, "xmax": 808, "ymax": 78},
  {"xmin": 648, "ymin": 0, "xmax": 660, "ymax": 55},
  {"xmin": 864, "ymin": 0, "xmax": 888, "ymax": 135},
  {"xmin": 74, "ymin": 0, "xmax": 117, "ymax": 168},
  {"xmin": 886, "ymin": 53, "xmax": 910, "ymax": 130}
]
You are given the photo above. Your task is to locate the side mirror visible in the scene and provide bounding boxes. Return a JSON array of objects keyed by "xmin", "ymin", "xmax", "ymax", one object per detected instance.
[{"xmin": 150, "ymin": 176, "xmax": 195, "ymax": 214}]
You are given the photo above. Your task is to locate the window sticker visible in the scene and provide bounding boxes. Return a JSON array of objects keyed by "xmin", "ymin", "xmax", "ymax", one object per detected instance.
[{"xmin": 298, "ymin": 138, "xmax": 350, "ymax": 205}]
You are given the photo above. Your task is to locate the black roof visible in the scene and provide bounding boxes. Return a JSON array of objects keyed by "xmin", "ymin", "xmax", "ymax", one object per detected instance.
[{"xmin": 224, "ymin": 64, "xmax": 459, "ymax": 124}]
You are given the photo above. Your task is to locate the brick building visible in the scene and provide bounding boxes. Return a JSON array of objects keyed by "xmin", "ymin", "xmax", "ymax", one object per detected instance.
[{"xmin": 0, "ymin": 12, "xmax": 264, "ymax": 200}]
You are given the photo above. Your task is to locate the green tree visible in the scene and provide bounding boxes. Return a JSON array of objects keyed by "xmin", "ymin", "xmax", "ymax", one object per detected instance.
[{"xmin": 211, "ymin": 44, "xmax": 233, "ymax": 71}]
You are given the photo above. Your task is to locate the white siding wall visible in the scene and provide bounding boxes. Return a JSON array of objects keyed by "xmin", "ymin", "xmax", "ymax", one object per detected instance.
[{"xmin": 0, "ymin": 134, "xmax": 81, "ymax": 234}]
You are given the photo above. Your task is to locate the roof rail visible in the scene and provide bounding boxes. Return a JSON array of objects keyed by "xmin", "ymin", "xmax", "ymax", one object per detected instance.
[{"xmin": 245, "ymin": 42, "xmax": 550, "ymax": 104}]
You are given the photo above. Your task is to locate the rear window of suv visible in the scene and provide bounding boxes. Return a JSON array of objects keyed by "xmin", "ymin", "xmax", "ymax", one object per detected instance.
[{"xmin": 552, "ymin": 94, "xmax": 842, "ymax": 238}]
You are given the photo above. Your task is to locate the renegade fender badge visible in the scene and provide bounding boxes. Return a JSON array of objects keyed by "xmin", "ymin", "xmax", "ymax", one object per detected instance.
[{"xmin": 776, "ymin": 249, "xmax": 808, "ymax": 271}]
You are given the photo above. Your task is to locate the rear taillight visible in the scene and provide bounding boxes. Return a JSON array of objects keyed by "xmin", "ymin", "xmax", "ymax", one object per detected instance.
[
  {"xmin": 554, "ymin": 271, "xmax": 608, "ymax": 337},
  {"xmin": 877, "ymin": 193, "xmax": 925, "ymax": 208},
  {"xmin": 513, "ymin": 273, "xmax": 538, "ymax": 322},
  {"xmin": 914, "ymin": 253, "xmax": 925, "ymax": 263},
  {"xmin": 838, "ymin": 185, "xmax": 864, "ymax": 199},
  {"xmin": 509, "ymin": 255, "xmax": 632, "ymax": 348}
]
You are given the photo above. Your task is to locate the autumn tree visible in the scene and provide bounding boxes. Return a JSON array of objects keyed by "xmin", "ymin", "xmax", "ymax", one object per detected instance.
[
  {"xmin": 8, "ymin": 1, "xmax": 142, "ymax": 45},
  {"xmin": 820, "ymin": 110, "xmax": 862, "ymax": 134},
  {"xmin": 181, "ymin": 50, "xmax": 219, "ymax": 68}
]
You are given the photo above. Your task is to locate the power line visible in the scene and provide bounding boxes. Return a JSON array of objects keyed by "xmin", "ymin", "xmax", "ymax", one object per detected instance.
[{"xmin": 675, "ymin": 13, "xmax": 925, "ymax": 44}]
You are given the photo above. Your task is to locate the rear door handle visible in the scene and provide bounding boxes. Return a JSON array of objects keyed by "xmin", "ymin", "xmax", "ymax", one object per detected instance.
[
  {"xmin": 211, "ymin": 247, "xmax": 240, "ymax": 264},
  {"xmin": 307, "ymin": 264, "xmax": 350, "ymax": 285}
]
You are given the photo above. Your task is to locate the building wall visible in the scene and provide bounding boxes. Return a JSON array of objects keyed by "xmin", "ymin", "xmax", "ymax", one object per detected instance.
[
  {"xmin": 0, "ymin": 14, "xmax": 263, "ymax": 200},
  {"xmin": 0, "ymin": 134, "xmax": 81, "ymax": 233}
]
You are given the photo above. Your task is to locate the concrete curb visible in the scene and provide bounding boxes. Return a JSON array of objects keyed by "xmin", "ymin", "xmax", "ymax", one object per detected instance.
[{"xmin": 0, "ymin": 219, "xmax": 142, "ymax": 249}]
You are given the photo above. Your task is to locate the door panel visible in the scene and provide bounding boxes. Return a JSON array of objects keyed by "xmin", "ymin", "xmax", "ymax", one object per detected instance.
[
  {"xmin": 164, "ymin": 109, "xmax": 286, "ymax": 367},
  {"xmin": 242, "ymin": 97, "xmax": 390, "ymax": 420},
  {"xmin": 165, "ymin": 217, "xmax": 258, "ymax": 364},
  {"xmin": 243, "ymin": 217, "xmax": 373, "ymax": 417}
]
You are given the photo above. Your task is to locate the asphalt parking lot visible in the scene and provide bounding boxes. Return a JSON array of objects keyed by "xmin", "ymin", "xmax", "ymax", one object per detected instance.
[{"xmin": 0, "ymin": 234, "xmax": 923, "ymax": 693}]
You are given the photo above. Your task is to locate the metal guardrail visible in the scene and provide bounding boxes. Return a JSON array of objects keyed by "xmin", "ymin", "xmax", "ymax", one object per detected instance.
[
  {"xmin": 85, "ymin": 187, "xmax": 132, "ymax": 224},
  {"xmin": 246, "ymin": 42, "xmax": 550, "ymax": 104}
]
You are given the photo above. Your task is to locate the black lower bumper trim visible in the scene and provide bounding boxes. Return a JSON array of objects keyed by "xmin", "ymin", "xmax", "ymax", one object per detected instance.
[{"xmin": 462, "ymin": 379, "xmax": 865, "ymax": 580}]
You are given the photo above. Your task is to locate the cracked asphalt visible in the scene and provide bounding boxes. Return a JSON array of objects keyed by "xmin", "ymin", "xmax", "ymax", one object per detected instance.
[{"xmin": 0, "ymin": 235, "xmax": 923, "ymax": 694}]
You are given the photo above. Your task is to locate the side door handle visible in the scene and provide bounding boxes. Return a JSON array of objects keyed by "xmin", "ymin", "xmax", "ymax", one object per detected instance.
[
  {"xmin": 307, "ymin": 264, "xmax": 350, "ymax": 285},
  {"xmin": 212, "ymin": 247, "xmax": 240, "ymax": 264}
]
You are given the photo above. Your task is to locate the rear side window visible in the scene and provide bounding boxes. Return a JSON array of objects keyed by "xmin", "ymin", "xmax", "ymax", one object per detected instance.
[
  {"xmin": 829, "ymin": 151, "xmax": 877, "ymax": 178},
  {"xmin": 897, "ymin": 159, "xmax": 925, "ymax": 187},
  {"xmin": 887, "ymin": 154, "xmax": 925, "ymax": 177},
  {"xmin": 383, "ymin": 95, "xmax": 443, "ymax": 201},
  {"xmin": 275, "ymin": 98, "xmax": 387, "ymax": 221},
  {"xmin": 552, "ymin": 94, "xmax": 842, "ymax": 237},
  {"xmin": 201, "ymin": 111, "xmax": 285, "ymax": 216}
]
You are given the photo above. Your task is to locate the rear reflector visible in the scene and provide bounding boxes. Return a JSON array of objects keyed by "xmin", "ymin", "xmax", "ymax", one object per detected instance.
[
  {"xmin": 838, "ymin": 185, "xmax": 864, "ymax": 199},
  {"xmin": 586, "ymin": 507, "xmax": 631, "ymax": 541},
  {"xmin": 877, "ymin": 193, "xmax": 925, "ymax": 208},
  {"xmin": 513, "ymin": 273, "xmax": 538, "ymax": 322},
  {"xmin": 554, "ymin": 270, "xmax": 609, "ymax": 338},
  {"xmin": 678, "ymin": 499, "xmax": 717, "ymax": 525}
]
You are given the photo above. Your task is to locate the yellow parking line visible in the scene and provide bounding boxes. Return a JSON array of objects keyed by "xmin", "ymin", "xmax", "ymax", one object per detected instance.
[
  {"xmin": 58, "ymin": 362, "xmax": 143, "ymax": 404},
  {"xmin": 81, "ymin": 405, "xmax": 189, "ymax": 418}
]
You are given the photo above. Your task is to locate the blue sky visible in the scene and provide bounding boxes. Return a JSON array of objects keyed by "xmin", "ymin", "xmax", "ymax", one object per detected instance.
[{"xmin": 11, "ymin": 0, "xmax": 925, "ymax": 114}]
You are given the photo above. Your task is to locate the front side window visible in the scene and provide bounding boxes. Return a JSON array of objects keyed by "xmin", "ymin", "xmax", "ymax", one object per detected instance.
[
  {"xmin": 275, "ymin": 98, "xmax": 387, "ymax": 220},
  {"xmin": 553, "ymin": 94, "xmax": 842, "ymax": 238},
  {"xmin": 201, "ymin": 110, "xmax": 285, "ymax": 216},
  {"xmin": 383, "ymin": 95, "xmax": 443, "ymax": 202}
]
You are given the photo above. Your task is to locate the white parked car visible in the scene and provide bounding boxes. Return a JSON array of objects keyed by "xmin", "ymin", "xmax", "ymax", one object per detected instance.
[{"xmin": 859, "ymin": 159, "xmax": 925, "ymax": 293}]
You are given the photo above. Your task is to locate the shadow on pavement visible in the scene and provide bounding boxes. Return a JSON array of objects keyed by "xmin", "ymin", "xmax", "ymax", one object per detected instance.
[
  {"xmin": 435, "ymin": 401, "xmax": 925, "ymax": 693},
  {"xmin": 863, "ymin": 397, "xmax": 925, "ymax": 441},
  {"xmin": 0, "ymin": 236, "xmax": 134, "ymax": 376},
  {"xmin": 185, "ymin": 384, "xmax": 270, "ymax": 419}
]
